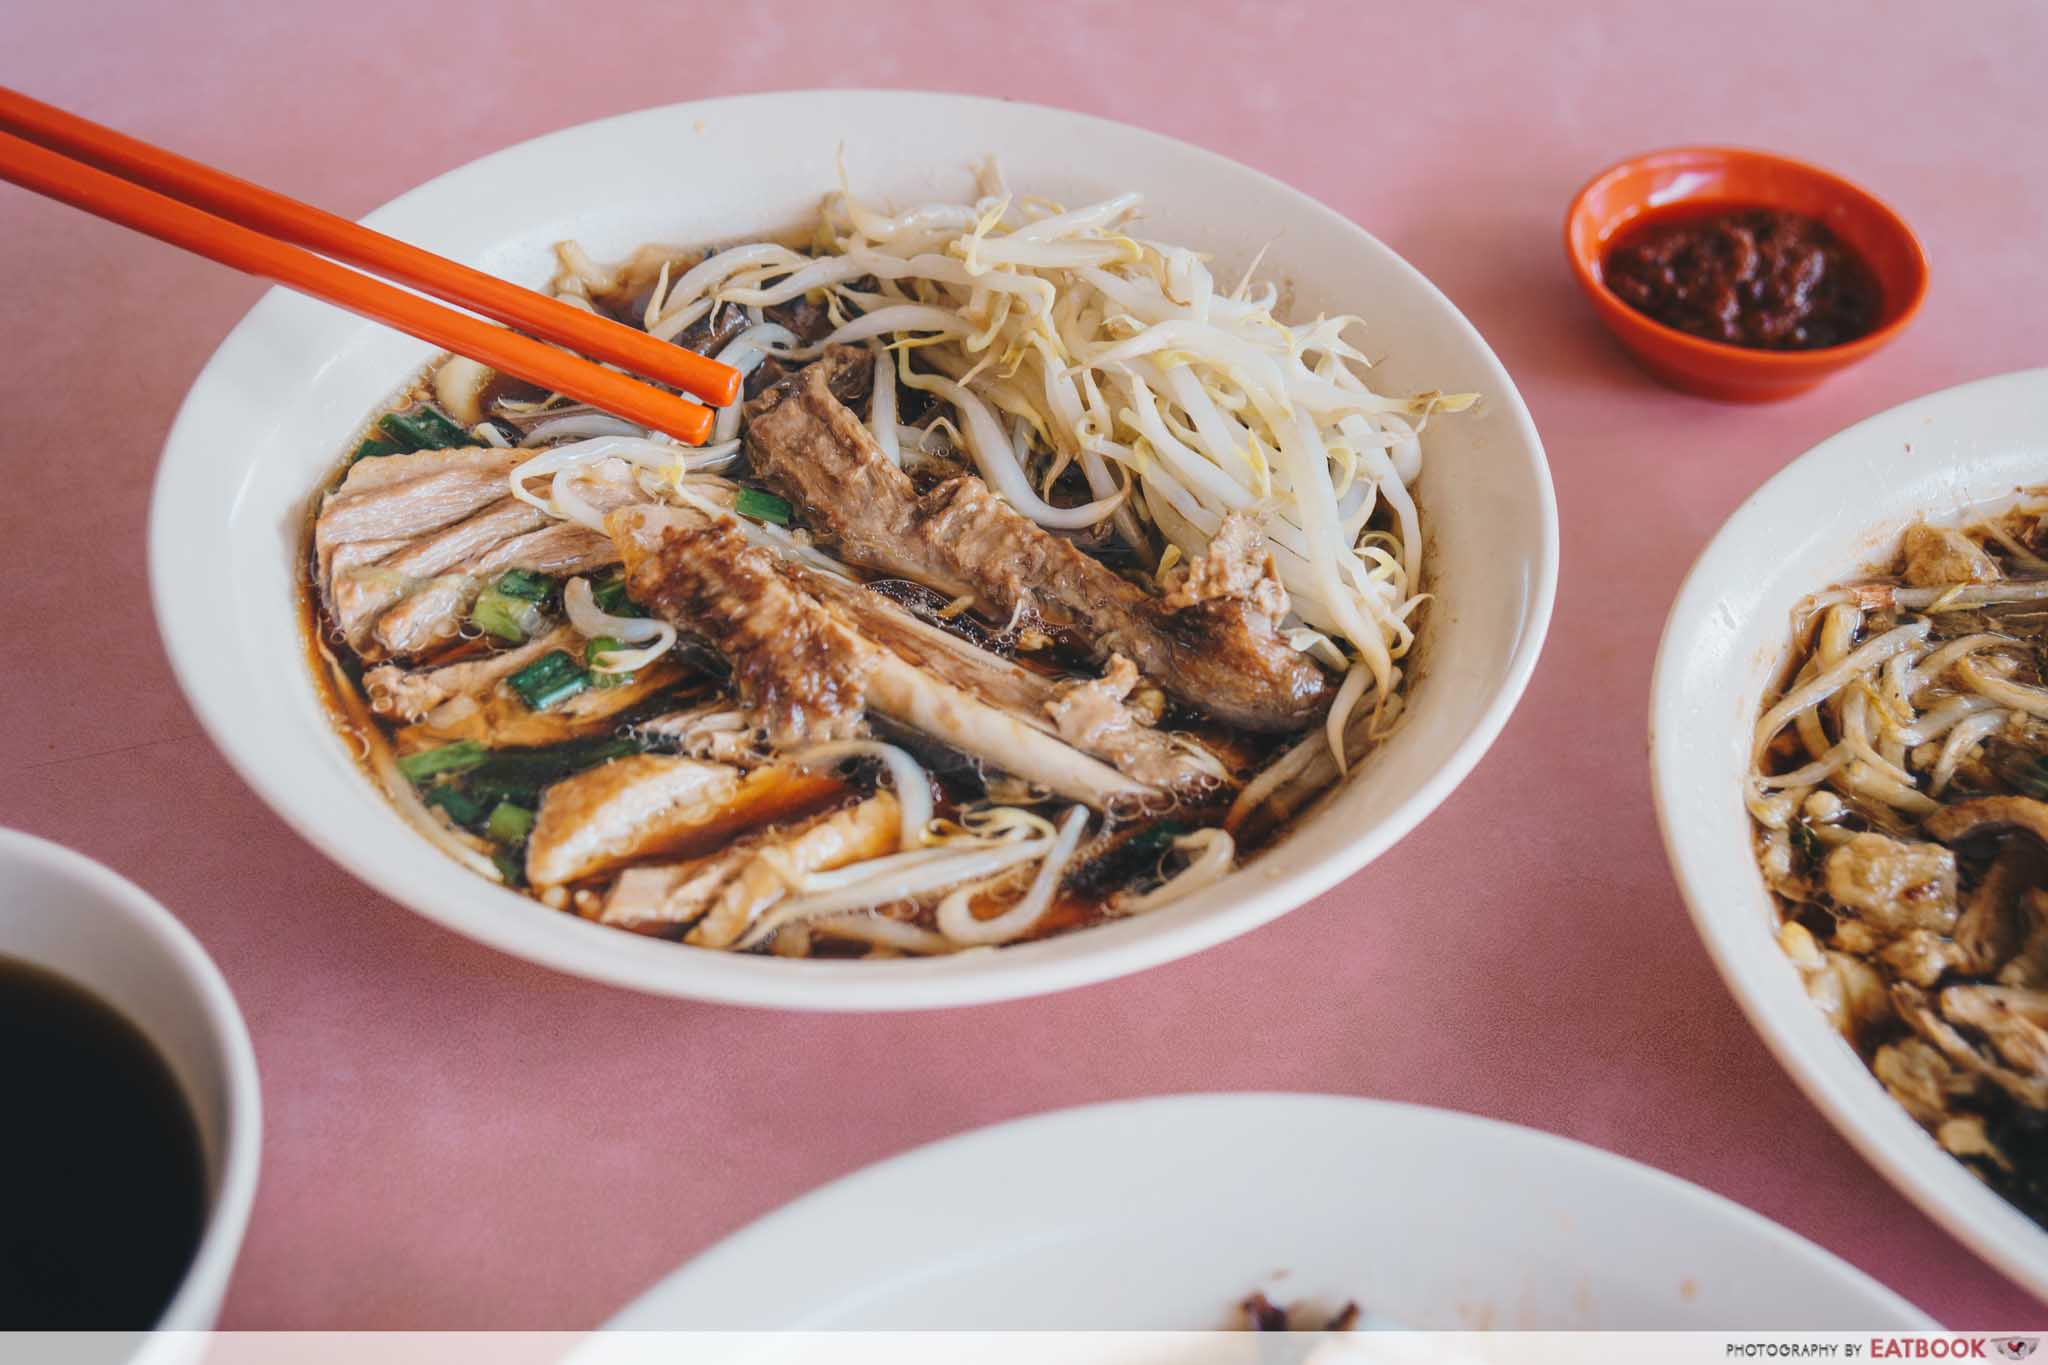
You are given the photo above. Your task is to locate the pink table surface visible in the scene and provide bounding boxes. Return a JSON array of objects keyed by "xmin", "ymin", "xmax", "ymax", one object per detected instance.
[{"xmin": 4, "ymin": 0, "xmax": 2046, "ymax": 1331}]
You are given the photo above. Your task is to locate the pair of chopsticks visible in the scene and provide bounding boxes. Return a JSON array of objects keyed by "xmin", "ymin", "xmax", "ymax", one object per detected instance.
[{"xmin": 0, "ymin": 87, "xmax": 738, "ymax": 445}]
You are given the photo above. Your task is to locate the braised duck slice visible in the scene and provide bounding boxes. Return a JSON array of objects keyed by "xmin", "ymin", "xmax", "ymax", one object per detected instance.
[
  {"xmin": 608, "ymin": 504, "xmax": 1158, "ymax": 810},
  {"xmin": 315, "ymin": 447, "xmax": 635, "ymax": 660},
  {"xmin": 599, "ymin": 794, "xmax": 899, "ymax": 943},
  {"xmin": 526, "ymin": 755, "xmax": 843, "ymax": 888},
  {"xmin": 743, "ymin": 347, "xmax": 1331, "ymax": 733}
]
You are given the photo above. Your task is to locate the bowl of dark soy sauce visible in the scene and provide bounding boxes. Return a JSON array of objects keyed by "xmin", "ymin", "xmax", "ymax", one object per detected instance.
[{"xmin": 0, "ymin": 829, "xmax": 259, "ymax": 1352}]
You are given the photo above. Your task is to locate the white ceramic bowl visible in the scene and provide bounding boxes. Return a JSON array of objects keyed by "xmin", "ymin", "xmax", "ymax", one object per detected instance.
[
  {"xmin": 0, "ymin": 828, "xmax": 261, "ymax": 1349},
  {"xmin": 150, "ymin": 91, "xmax": 1556, "ymax": 1010},
  {"xmin": 1651, "ymin": 368, "xmax": 2048, "ymax": 1300},
  {"xmin": 606, "ymin": 1093, "xmax": 1931, "ymax": 1329}
]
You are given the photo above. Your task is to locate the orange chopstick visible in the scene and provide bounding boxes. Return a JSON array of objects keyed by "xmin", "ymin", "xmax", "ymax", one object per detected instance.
[
  {"xmin": 0, "ymin": 129, "xmax": 718, "ymax": 446},
  {"xmin": 0, "ymin": 86, "xmax": 740, "ymax": 411}
]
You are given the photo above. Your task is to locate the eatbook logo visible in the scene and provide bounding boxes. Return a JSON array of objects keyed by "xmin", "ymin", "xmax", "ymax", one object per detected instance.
[{"xmin": 1995, "ymin": 1341, "xmax": 2039, "ymax": 1361}]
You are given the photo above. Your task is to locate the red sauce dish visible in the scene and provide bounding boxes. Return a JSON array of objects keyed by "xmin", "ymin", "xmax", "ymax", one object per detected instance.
[{"xmin": 1565, "ymin": 147, "xmax": 1928, "ymax": 402}]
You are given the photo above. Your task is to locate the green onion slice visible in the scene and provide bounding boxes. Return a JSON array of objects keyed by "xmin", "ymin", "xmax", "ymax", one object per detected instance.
[
  {"xmin": 507, "ymin": 650, "xmax": 589, "ymax": 710},
  {"xmin": 734, "ymin": 487, "xmax": 794, "ymax": 525},
  {"xmin": 485, "ymin": 801, "xmax": 536, "ymax": 844},
  {"xmin": 397, "ymin": 740, "xmax": 488, "ymax": 783}
]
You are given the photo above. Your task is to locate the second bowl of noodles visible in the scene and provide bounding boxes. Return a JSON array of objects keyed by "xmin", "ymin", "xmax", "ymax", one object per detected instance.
[{"xmin": 1653, "ymin": 366, "xmax": 2048, "ymax": 1298}]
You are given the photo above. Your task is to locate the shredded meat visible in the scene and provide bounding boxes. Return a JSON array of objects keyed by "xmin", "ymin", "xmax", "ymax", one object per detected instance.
[
  {"xmin": 1823, "ymin": 833, "xmax": 1959, "ymax": 936},
  {"xmin": 1161, "ymin": 512, "xmax": 1289, "ymax": 620},
  {"xmin": 1901, "ymin": 524, "xmax": 2001, "ymax": 589},
  {"xmin": 744, "ymin": 348, "xmax": 1331, "ymax": 733},
  {"xmin": 1873, "ymin": 1038, "xmax": 1977, "ymax": 1127},
  {"xmin": 1047, "ymin": 655, "xmax": 1144, "ymax": 750}
]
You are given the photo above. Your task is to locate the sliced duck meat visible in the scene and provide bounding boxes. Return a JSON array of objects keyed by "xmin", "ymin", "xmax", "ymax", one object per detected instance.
[
  {"xmin": 1954, "ymin": 845, "xmax": 2046, "ymax": 976},
  {"xmin": 316, "ymin": 447, "xmax": 524, "ymax": 557},
  {"xmin": 691, "ymin": 795, "xmax": 899, "ymax": 947},
  {"xmin": 608, "ymin": 504, "xmax": 1159, "ymax": 810},
  {"xmin": 743, "ymin": 347, "xmax": 1331, "ymax": 732},
  {"xmin": 328, "ymin": 498, "xmax": 555, "ymax": 647},
  {"xmin": 526, "ymin": 754, "xmax": 843, "ymax": 888},
  {"xmin": 1896, "ymin": 982, "xmax": 2048, "ymax": 1110},
  {"xmin": 599, "ymin": 794, "xmax": 899, "ymax": 940},
  {"xmin": 528, "ymin": 755, "xmax": 738, "ymax": 888},
  {"xmin": 1043, "ymin": 654, "xmax": 1228, "ymax": 794},
  {"xmin": 315, "ymin": 448, "xmax": 642, "ymax": 660},
  {"xmin": 367, "ymin": 521, "xmax": 618, "ymax": 659},
  {"xmin": 804, "ymin": 573, "xmax": 1229, "ymax": 796},
  {"xmin": 614, "ymin": 509, "xmax": 874, "ymax": 744},
  {"xmin": 1872, "ymin": 1037, "xmax": 1979, "ymax": 1127},
  {"xmin": 1942, "ymin": 984, "xmax": 2048, "ymax": 1076}
]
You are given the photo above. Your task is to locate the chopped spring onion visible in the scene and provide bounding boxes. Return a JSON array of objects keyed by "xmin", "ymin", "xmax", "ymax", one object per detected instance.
[
  {"xmin": 493, "ymin": 569, "xmax": 553, "ymax": 601},
  {"xmin": 492, "ymin": 849, "xmax": 526, "ymax": 886},
  {"xmin": 584, "ymin": 636, "xmax": 634, "ymax": 685},
  {"xmin": 734, "ymin": 487, "xmax": 794, "ymax": 525},
  {"xmin": 507, "ymin": 650, "xmax": 590, "ymax": 710},
  {"xmin": 590, "ymin": 571, "xmax": 643, "ymax": 618},
  {"xmin": 463, "ymin": 736, "xmax": 640, "ymax": 806},
  {"xmin": 1127, "ymin": 819, "xmax": 1189, "ymax": 853},
  {"xmin": 379, "ymin": 406, "xmax": 471, "ymax": 452},
  {"xmin": 351, "ymin": 437, "xmax": 403, "ymax": 463},
  {"xmin": 485, "ymin": 801, "xmax": 536, "ymax": 844},
  {"xmin": 423, "ymin": 784, "xmax": 487, "ymax": 828},
  {"xmin": 397, "ymin": 740, "xmax": 488, "ymax": 783},
  {"xmin": 470, "ymin": 586, "xmax": 548, "ymax": 644}
]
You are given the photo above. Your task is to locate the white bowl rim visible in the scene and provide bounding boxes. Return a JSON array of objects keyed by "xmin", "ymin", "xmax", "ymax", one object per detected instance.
[
  {"xmin": 0, "ymin": 827, "xmax": 264, "ymax": 1334},
  {"xmin": 149, "ymin": 89, "xmax": 1558, "ymax": 1011},
  {"xmin": 607, "ymin": 1090, "xmax": 1935, "ymax": 1329},
  {"xmin": 1649, "ymin": 366, "xmax": 2048, "ymax": 1300}
]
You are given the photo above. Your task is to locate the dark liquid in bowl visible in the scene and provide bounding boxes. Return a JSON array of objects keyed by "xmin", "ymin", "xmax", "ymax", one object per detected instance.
[{"xmin": 0, "ymin": 957, "xmax": 207, "ymax": 1327}]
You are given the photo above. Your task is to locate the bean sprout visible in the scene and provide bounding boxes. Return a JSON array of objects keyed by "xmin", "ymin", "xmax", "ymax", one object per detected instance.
[
  {"xmin": 786, "ymin": 740, "xmax": 934, "ymax": 850},
  {"xmin": 935, "ymin": 805, "xmax": 1089, "ymax": 945},
  {"xmin": 562, "ymin": 577, "xmax": 676, "ymax": 673},
  {"xmin": 1112, "ymin": 828, "xmax": 1236, "ymax": 914}
]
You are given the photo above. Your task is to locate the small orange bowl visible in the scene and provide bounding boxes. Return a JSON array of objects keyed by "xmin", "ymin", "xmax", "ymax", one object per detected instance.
[{"xmin": 1564, "ymin": 147, "xmax": 1928, "ymax": 402}]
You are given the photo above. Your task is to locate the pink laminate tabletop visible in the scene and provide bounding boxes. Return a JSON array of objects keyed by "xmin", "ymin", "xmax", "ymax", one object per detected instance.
[{"xmin": 4, "ymin": 0, "xmax": 2046, "ymax": 1331}]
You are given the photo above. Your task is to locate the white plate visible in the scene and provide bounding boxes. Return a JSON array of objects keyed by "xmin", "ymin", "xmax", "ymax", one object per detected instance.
[
  {"xmin": 150, "ymin": 91, "xmax": 1556, "ymax": 1010},
  {"xmin": 607, "ymin": 1093, "xmax": 1930, "ymax": 1329},
  {"xmin": 1650, "ymin": 368, "xmax": 2048, "ymax": 1299}
]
